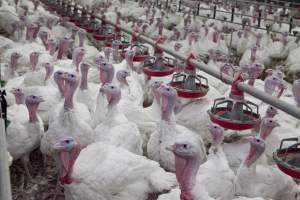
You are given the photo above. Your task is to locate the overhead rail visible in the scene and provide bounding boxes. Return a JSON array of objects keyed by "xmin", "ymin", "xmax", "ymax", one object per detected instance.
[
  {"xmin": 43, "ymin": 1, "xmax": 300, "ymax": 119},
  {"xmin": 156, "ymin": 0, "xmax": 300, "ymax": 35}
]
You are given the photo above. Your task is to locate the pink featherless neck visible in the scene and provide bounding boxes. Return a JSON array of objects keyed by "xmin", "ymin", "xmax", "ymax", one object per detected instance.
[
  {"xmin": 175, "ymin": 153, "xmax": 200, "ymax": 200},
  {"xmin": 60, "ymin": 143, "xmax": 81, "ymax": 185}
]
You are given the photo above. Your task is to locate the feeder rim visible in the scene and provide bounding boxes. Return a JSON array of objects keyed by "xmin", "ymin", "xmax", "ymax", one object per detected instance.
[{"xmin": 207, "ymin": 109, "xmax": 260, "ymax": 124}]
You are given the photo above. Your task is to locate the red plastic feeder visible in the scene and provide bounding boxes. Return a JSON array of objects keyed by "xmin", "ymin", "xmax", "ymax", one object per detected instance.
[
  {"xmin": 85, "ymin": 15, "xmax": 98, "ymax": 33},
  {"xmin": 143, "ymin": 56, "xmax": 175, "ymax": 77},
  {"xmin": 274, "ymin": 138, "xmax": 300, "ymax": 180},
  {"xmin": 104, "ymin": 35, "xmax": 130, "ymax": 49},
  {"xmin": 169, "ymin": 54, "xmax": 209, "ymax": 99},
  {"xmin": 207, "ymin": 73, "xmax": 260, "ymax": 130},
  {"xmin": 93, "ymin": 26, "xmax": 114, "ymax": 41},
  {"xmin": 121, "ymin": 44, "xmax": 149, "ymax": 62}
]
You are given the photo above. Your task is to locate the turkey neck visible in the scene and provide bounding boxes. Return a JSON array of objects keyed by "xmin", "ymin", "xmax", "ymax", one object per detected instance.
[
  {"xmin": 106, "ymin": 93, "xmax": 121, "ymax": 117},
  {"xmin": 59, "ymin": 144, "xmax": 81, "ymax": 185},
  {"xmin": 64, "ymin": 81, "xmax": 78, "ymax": 111},
  {"xmin": 44, "ymin": 65, "xmax": 54, "ymax": 83},
  {"xmin": 14, "ymin": 93, "xmax": 25, "ymax": 105},
  {"xmin": 161, "ymin": 94, "xmax": 176, "ymax": 122},
  {"xmin": 56, "ymin": 78, "xmax": 65, "ymax": 98},
  {"xmin": 260, "ymin": 125, "xmax": 274, "ymax": 140},
  {"xmin": 10, "ymin": 56, "xmax": 19, "ymax": 74},
  {"xmin": 175, "ymin": 154, "xmax": 201, "ymax": 200},
  {"xmin": 57, "ymin": 39, "xmax": 69, "ymax": 59},
  {"xmin": 26, "ymin": 102, "xmax": 39, "ymax": 123},
  {"xmin": 80, "ymin": 67, "xmax": 88, "ymax": 90},
  {"xmin": 78, "ymin": 32, "xmax": 85, "ymax": 47}
]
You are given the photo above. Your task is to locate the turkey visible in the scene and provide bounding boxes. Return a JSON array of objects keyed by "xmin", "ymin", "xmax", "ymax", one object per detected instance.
[
  {"xmin": 53, "ymin": 137, "xmax": 177, "ymax": 200},
  {"xmin": 235, "ymin": 137, "xmax": 299, "ymax": 200},
  {"xmin": 41, "ymin": 72, "xmax": 94, "ymax": 157},
  {"xmin": 6, "ymin": 94, "xmax": 44, "ymax": 179},
  {"xmin": 147, "ymin": 84, "xmax": 206, "ymax": 172},
  {"xmin": 158, "ymin": 140, "xmax": 215, "ymax": 200},
  {"xmin": 94, "ymin": 83, "xmax": 143, "ymax": 155}
]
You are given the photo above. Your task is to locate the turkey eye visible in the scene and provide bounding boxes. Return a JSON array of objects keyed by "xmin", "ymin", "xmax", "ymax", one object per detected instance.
[
  {"xmin": 71, "ymin": 74, "xmax": 75, "ymax": 77},
  {"xmin": 110, "ymin": 86, "xmax": 114, "ymax": 89},
  {"xmin": 65, "ymin": 140, "xmax": 70, "ymax": 144},
  {"xmin": 214, "ymin": 126, "xmax": 217, "ymax": 129},
  {"xmin": 256, "ymin": 139, "xmax": 260, "ymax": 142},
  {"xmin": 32, "ymin": 96, "xmax": 36, "ymax": 99},
  {"xmin": 183, "ymin": 144, "xmax": 187, "ymax": 148},
  {"xmin": 166, "ymin": 88, "xmax": 170, "ymax": 91}
]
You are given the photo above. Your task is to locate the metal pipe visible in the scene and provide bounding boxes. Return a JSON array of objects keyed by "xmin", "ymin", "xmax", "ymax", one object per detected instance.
[
  {"xmin": 258, "ymin": 10, "xmax": 262, "ymax": 28},
  {"xmin": 178, "ymin": 0, "xmax": 181, "ymax": 12},
  {"xmin": 0, "ymin": 117, "xmax": 12, "ymax": 200},
  {"xmin": 231, "ymin": 6, "xmax": 234, "ymax": 23},
  {"xmin": 103, "ymin": 18, "xmax": 300, "ymax": 119},
  {"xmin": 290, "ymin": 17, "xmax": 294, "ymax": 34},
  {"xmin": 213, "ymin": 5, "xmax": 217, "ymax": 19}
]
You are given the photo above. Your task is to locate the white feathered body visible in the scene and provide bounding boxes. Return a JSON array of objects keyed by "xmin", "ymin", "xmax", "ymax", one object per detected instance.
[{"xmin": 64, "ymin": 143, "xmax": 177, "ymax": 200}]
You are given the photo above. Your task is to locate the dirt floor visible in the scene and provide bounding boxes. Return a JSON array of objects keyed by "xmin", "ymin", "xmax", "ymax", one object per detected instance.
[{"xmin": 10, "ymin": 149, "xmax": 65, "ymax": 200}]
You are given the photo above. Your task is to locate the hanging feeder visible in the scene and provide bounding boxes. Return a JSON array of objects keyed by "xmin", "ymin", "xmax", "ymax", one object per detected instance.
[
  {"xmin": 46, "ymin": 0, "xmax": 59, "ymax": 12},
  {"xmin": 92, "ymin": 16, "xmax": 114, "ymax": 41},
  {"xmin": 143, "ymin": 56, "xmax": 175, "ymax": 77},
  {"xmin": 121, "ymin": 44, "xmax": 149, "ymax": 62},
  {"xmin": 85, "ymin": 14, "xmax": 98, "ymax": 33},
  {"xmin": 207, "ymin": 73, "xmax": 260, "ymax": 130},
  {"xmin": 274, "ymin": 137, "xmax": 300, "ymax": 180},
  {"xmin": 120, "ymin": 31, "xmax": 149, "ymax": 62},
  {"xmin": 70, "ymin": 5, "xmax": 81, "ymax": 24},
  {"xmin": 105, "ymin": 34, "xmax": 130, "ymax": 49},
  {"xmin": 75, "ymin": 8, "xmax": 89, "ymax": 28},
  {"xmin": 169, "ymin": 54, "xmax": 209, "ymax": 98},
  {"xmin": 57, "ymin": 0, "xmax": 67, "ymax": 16}
]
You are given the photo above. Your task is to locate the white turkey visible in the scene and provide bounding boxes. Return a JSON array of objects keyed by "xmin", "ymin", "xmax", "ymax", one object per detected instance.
[
  {"xmin": 147, "ymin": 84, "xmax": 206, "ymax": 172},
  {"xmin": 40, "ymin": 72, "xmax": 94, "ymax": 157},
  {"xmin": 6, "ymin": 94, "xmax": 44, "ymax": 178},
  {"xmin": 53, "ymin": 137, "xmax": 177, "ymax": 200},
  {"xmin": 94, "ymin": 83, "xmax": 143, "ymax": 155}
]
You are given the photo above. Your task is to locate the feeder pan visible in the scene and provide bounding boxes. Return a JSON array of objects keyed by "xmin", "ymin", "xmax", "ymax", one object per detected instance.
[
  {"xmin": 169, "ymin": 54, "xmax": 209, "ymax": 99},
  {"xmin": 207, "ymin": 73, "xmax": 260, "ymax": 130},
  {"xmin": 76, "ymin": 11, "xmax": 90, "ymax": 29},
  {"xmin": 70, "ymin": 7, "xmax": 81, "ymax": 24},
  {"xmin": 85, "ymin": 15, "xmax": 98, "ymax": 33},
  {"xmin": 121, "ymin": 44, "xmax": 149, "ymax": 62},
  {"xmin": 274, "ymin": 137, "xmax": 300, "ymax": 180},
  {"xmin": 93, "ymin": 26, "xmax": 114, "ymax": 41},
  {"xmin": 105, "ymin": 35, "xmax": 130, "ymax": 49},
  {"xmin": 143, "ymin": 56, "xmax": 175, "ymax": 77},
  {"xmin": 169, "ymin": 74, "xmax": 209, "ymax": 98},
  {"xmin": 293, "ymin": 31, "xmax": 300, "ymax": 37}
]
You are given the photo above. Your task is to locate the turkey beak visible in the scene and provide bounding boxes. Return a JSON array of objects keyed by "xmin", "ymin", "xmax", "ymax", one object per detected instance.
[
  {"xmin": 274, "ymin": 121, "xmax": 280, "ymax": 127},
  {"xmin": 166, "ymin": 144, "xmax": 175, "ymax": 152},
  {"xmin": 63, "ymin": 72, "xmax": 68, "ymax": 79},
  {"xmin": 54, "ymin": 142, "xmax": 64, "ymax": 150},
  {"xmin": 39, "ymin": 96, "xmax": 45, "ymax": 102}
]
